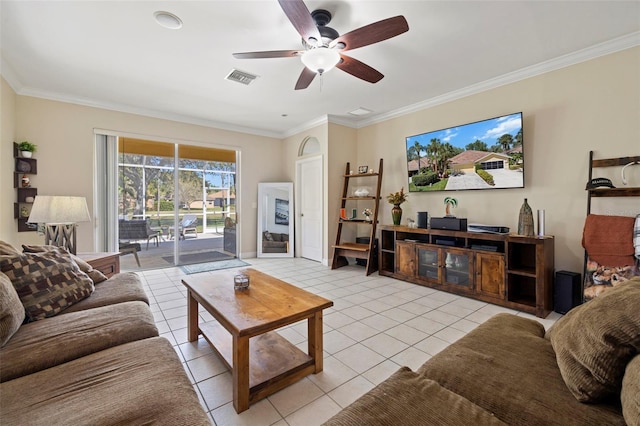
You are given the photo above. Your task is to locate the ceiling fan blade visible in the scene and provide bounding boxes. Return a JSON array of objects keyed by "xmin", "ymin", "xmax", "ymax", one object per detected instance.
[
  {"xmin": 295, "ymin": 67, "xmax": 316, "ymax": 90},
  {"xmin": 336, "ymin": 55, "xmax": 384, "ymax": 84},
  {"xmin": 330, "ymin": 16, "xmax": 409, "ymax": 52},
  {"xmin": 278, "ymin": 0, "xmax": 321, "ymax": 45},
  {"xmin": 233, "ymin": 50, "xmax": 302, "ymax": 59}
]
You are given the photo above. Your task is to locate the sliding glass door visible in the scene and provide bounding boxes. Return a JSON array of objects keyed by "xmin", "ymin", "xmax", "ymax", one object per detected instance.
[{"xmin": 97, "ymin": 135, "xmax": 237, "ymax": 271}]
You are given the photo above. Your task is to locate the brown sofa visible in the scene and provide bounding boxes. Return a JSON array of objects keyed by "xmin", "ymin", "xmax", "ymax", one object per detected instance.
[
  {"xmin": 0, "ymin": 242, "xmax": 210, "ymax": 425},
  {"xmin": 325, "ymin": 278, "xmax": 640, "ymax": 425},
  {"xmin": 262, "ymin": 231, "xmax": 289, "ymax": 253}
]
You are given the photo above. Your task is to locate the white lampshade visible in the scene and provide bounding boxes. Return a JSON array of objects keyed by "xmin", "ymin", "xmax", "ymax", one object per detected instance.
[
  {"xmin": 28, "ymin": 196, "xmax": 90, "ymax": 224},
  {"xmin": 301, "ymin": 47, "xmax": 340, "ymax": 74}
]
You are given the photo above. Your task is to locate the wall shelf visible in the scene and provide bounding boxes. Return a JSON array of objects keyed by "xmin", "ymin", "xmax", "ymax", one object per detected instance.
[{"xmin": 13, "ymin": 143, "xmax": 38, "ymax": 232}]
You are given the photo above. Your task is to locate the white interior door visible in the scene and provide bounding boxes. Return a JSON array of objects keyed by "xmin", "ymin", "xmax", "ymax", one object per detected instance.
[{"xmin": 297, "ymin": 155, "xmax": 322, "ymax": 262}]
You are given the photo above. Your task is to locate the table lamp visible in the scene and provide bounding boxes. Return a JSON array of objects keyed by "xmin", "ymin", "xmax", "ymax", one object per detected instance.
[{"xmin": 27, "ymin": 196, "xmax": 91, "ymax": 254}]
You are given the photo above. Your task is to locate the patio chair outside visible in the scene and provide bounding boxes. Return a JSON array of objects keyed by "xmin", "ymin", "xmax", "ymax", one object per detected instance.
[{"xmin": 170, "ymin": 214, "xmax": 198, "ymax": 239}]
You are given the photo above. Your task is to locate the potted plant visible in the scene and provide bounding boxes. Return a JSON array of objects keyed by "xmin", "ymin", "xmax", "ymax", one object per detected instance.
[
  {"xmin": 17, "ymin": 141, "xmax": 37, "ymax": 158},
  {"xmin": 386, "ymin": 187, "xmax": 408, "ymax": 226}
]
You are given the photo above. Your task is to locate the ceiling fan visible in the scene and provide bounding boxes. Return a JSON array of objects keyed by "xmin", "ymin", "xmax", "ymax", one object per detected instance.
[{"xmin": 232, "ymin": 0, "xmax": 409, "ymax": 90}]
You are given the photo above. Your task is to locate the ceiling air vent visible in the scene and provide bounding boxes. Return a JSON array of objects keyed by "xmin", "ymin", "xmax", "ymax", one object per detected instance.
[{"xmin": 225, "ymin": 69, "xmax": 258, "ymax": 85}]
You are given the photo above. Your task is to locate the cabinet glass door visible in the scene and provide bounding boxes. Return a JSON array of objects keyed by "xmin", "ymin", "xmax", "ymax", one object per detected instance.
[
  {"xmin": 417, "ymin": 245, "xmax": 440, "ymax": 282},
  {"xmin": 443, "ymin": 249, "xmax": 472, "ymax": 289}
]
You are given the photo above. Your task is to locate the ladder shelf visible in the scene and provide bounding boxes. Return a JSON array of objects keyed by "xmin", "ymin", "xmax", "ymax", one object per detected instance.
[{"xmin": 331, "ymin": 159, "xmax": 383, "ymax": 275}]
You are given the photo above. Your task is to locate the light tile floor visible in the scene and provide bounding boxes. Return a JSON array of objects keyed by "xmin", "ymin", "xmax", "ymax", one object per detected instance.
[{"xmin": 138, "ymin": 257, "xmax": 561, "ymax": 426}]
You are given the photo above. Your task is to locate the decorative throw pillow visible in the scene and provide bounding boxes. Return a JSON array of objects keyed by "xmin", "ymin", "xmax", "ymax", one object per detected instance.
[
  {"xmin": 263, "ymin": 231, "xmax": 274, "ymax": 241},
  {"xmin": 0, "ymin": 250, "xmax": 94, "ymax": 321},
  {"xmin": 22, "ymin": 244, "xmax": 107, "ymax": 284},
  {"xmin": 549, "ymin": 277, "xmax": 640, "ymax": 402},
  {"xmin": 622, "ymin": 355, "xmax": 640, "ymax": 425},
  {"xmin": 0, "ymin": 272, "xmax": 25, "ymax": 347}
]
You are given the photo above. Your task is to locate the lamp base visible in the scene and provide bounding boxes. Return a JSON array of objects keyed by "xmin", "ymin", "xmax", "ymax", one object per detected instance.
[{"xmin": 43, "ymin": 224, "xmax": 77, "ymax": 254}]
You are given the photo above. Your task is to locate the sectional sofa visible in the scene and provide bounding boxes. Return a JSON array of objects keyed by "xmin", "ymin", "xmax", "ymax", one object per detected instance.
[
  {"xmin": 0, "ymin": 241, "xmax": 210, "ymax": 425},
  {"xmin": 325, "ymin": 277, "xmax": 640, "ymax": 425}
]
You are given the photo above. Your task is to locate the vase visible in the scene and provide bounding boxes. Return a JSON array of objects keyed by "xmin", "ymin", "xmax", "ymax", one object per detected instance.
[
  {"xmin": 518, "ymin": 198, "xmax": 534, "ymax": 236},
  {"xmin": 20, "ymin": 151, "xmax": 32, "ymax": 158},
  {"xmin": 391, "ymin": 204, "xmax": 403, "ymax": 226}
]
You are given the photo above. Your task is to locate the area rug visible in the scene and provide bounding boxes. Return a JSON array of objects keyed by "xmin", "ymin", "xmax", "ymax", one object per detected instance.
[
  {"xmin": 162, "ymin": 250, "xmax": 232, "ymax": 264},
  {"xmin": 180, "ymin": 259, "xmax": 250, "ymax": 275}
]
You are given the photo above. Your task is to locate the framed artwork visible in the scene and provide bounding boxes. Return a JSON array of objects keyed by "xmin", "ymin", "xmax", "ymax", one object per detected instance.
[
  {"xmin": 275, "ymin": 198, "xmax": 289, "ymax": 225},
  {"xmin": 358, "ymin": 166, "xmax": 368, "ymax": 174}
]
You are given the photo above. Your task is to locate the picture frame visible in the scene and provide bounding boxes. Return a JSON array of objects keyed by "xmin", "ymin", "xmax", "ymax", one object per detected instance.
[
  {"xmin": 358, "ymin": 166, "xmax": 368, "ymax": 174},
  {"xmin": 274, "ymin": 198, "xmax": 289, "ymax": 225}
]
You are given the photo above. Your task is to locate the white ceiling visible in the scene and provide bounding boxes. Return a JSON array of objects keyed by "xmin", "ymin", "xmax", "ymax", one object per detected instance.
[{"xmin": 2, "ymin": 1, "xmax": 639, "ymax": 138}]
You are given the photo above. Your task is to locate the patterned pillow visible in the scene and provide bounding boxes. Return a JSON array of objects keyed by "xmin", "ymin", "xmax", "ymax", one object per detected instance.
[
  {"xmin": 0, "ymin": 250, "xmax": 94, "ymax": 321},
  {"xmin": 22, "ymin": 244, "xmax": 107, "ymax": 284},
  {"xmin": 0, "ymin": 272, "xmax": 25, "ymax": 347},
  {"xmin": 549, "ymin": 277, "xmax": 640, "ymax": 402}
]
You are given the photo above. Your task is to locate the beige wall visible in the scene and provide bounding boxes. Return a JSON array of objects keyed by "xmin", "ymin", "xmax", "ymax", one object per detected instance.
[
  {"xmin": 1, "ymin": 78, "xmax": 17, "ymax": 244},
  {"xmin": 357, "ymin": 47, "xmax": 640, "ymax": 273},
  {"xmin": 3, "ymin": 90, "xmax": 282, "ymax": 256},
  {"xmin": 328, "ymin": 123, "xmax": 358, "ymax": 263}
]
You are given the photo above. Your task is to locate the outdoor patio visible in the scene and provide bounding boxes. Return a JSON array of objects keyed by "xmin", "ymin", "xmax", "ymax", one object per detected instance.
[{"xmin": 119, "ymin": 232, "xmax": 233, "ymax": 272}]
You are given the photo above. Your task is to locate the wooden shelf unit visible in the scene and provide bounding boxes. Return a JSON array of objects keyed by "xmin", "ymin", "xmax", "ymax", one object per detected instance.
[
  {"xmin": 331, "ymin": 159, "xmax": 383, "ymax": 275},
  {"xmin": 13, "ymin": 143, "xmax": 38, "ymax": 232},
  {"xmin": 586, "ymin": 151, "xmax": 640, "ymax": 213},
  {"xmin": 380, "ymin": 225, "xmax": 554, "ymax": 318}
]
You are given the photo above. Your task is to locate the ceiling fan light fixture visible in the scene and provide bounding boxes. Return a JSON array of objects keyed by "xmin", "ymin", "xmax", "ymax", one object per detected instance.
[{"xmin": 301, "ymin": 48, "xmax": 340, "ymax": 74}]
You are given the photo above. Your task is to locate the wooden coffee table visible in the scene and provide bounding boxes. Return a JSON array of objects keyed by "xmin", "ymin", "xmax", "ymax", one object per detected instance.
[{"xmin": 182, "ymin": 268, "xmax": 333, "ymax": 413}]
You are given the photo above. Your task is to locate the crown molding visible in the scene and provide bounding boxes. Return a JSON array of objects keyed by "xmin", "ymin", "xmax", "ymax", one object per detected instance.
[
  {"xmin": 1, "ymin": 72, "xmax": 283, "ymax": 139},
  {"xmin": 281, "ymin": 115, "xmax": 330, "ymax": 139},
  {"xmin": 353, "ymin": 31, "xmax": 640, "ymax": 129},
  {"xmin": 3, "ymin": 32, "xmax": 638, "ymax": 139}
]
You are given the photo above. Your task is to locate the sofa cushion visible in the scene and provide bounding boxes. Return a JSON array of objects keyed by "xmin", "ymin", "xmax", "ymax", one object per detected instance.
[
  {"xmin": 263, "ymin": 231, "xmax": 274, "ymax": 241},
  {"xmin": 0, "ymin": 301, "xmax": 158, "ymax": 382},
  {"xmin": 22, "ymin": 244, "xmax": 108, "ymax": 284},
  {"xmin": 0, "ymin": 272, "xmax": 25, "ymax": 347},
  {"xmin": 549, "ymin": 278, "xmax": 640, "ymax": 402},
  {"xmin": 0, "ymin": 249, "xmax": 94, "ymax": 321},
  {"xmin": 60, "ymin": 272, "xmax": 149, "ymax": 313},
  {"xmin": 622, "ymin": 355, "xmax": 640, "ymax": 425},
  {"xmin": 0, "ymin": 337, "xmax": 210, "ymax": 425},
  {"xmin": 418, "ymin": 313, "xmax": 625, "ymax": 425},
  {"xmin": 0, "ymin": 241, "xmax": 20, "ymax": 256},
  {"xmin": 324, "ymin": 366, "xmax": 506, "ymax": 426}
]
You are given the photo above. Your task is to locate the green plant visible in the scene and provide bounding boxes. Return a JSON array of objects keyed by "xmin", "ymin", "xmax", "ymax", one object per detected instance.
[
  {"xmin": 444, "ymin": 196, "xmax": 458, "ymax": 216},
  {"xmin": 476, "ymin": 169, "xmax": 495, "ymax": 186},
  {"xmin": 386, "ymin": 187, "xmax": 408, "ymax": 205},
  {"xmin": 17, "ymin": 141, "xmax": 37, "ymax": 152},
  {"xmin": 412, "ymin": 171, "xmax": 439, "ymax": 186}
]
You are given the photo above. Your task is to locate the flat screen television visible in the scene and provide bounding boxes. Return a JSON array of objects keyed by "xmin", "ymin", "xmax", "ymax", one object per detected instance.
[{"xmin": 406, "ymin": 112, "xmax": 524, "ymax": 192}]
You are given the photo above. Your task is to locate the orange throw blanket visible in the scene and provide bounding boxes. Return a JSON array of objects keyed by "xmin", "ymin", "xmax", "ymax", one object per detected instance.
[{"xmin": 582, "ymin": 214, "xmax": 635, "ymax": 266}]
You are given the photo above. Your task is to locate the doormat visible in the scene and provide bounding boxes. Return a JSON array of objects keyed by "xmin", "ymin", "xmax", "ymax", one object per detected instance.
[
  {"xmin": 162, "ymin": 250, "xmax": 232, "ymax": 264},
  {"xmin": 180, "ymin": 259, "xmax": 250, "ymax": 275}
]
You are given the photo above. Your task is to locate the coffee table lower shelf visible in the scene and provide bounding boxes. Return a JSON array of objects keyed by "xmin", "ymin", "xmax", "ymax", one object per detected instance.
[{"xmin": 199, "ymin": 322, "xmax": 316, "ymax": 403}]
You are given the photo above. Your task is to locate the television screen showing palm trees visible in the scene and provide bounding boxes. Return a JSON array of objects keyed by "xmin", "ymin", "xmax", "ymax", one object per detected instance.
[{"xmin": 406, "ymin": 112, "xmax": 524, "ymax": 192}]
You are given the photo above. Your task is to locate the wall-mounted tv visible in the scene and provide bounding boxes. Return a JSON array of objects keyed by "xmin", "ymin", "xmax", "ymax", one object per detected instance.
[{"xmin": 406, "ymin": 112, "xmax": 524, "ymax": 192}]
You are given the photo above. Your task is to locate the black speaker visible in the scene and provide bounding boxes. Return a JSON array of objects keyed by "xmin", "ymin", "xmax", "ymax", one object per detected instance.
[
  {"xmin": 417, "ymin": 212, "xmax": 428, "ymax": 229},
  {"xmin": 430, "ymin": 217, "xmax": 467, "ymax": 231},
  {"xmin": 554, "ymin": 271, "xmax": 582, "ymax": 314}
]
